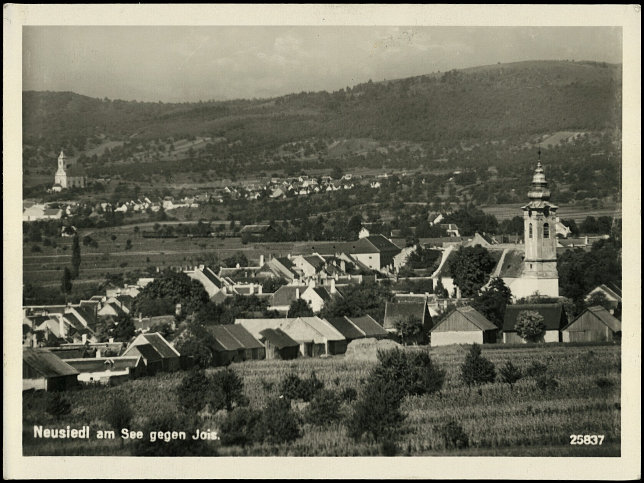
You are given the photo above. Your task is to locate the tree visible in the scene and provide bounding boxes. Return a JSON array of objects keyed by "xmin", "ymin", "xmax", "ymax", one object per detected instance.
[
  {"xmin": 471, "ymin": 277, "xmax": 512, "ymax": 329},
  {"xmin": 514, "ymin": 310, "xmax": 546, "ymax": 343},
  {"xmin": 132, "ymin": 271, "xmax": 209, "ymax": 317},
  {"xmin": 371, "ymin": 348, "xmax": 445, "ymax": 399},
  {"xmin": 219, "ymin": 407, "xmax": 262, "ymax": 447},
  {"xmin": 321, "ymin": 280, "xmax": 393, "ymax": 321},
  {"xmin": 460, "ymin": 343, "xmax": 496, "ymax": 386},
  {"xmin": 209, "ymin": 368, "xmax": 247, "ymax": 412},
  {"xmin": 304, "ymin": 389, "xmax": 342, "ymax": 426},
  {"xmin": 394, "ymin": 315, "xmax": 423, "ymax": 345},
  {"xmin": 447, "ymin": 246, "xmax": 497, "ymax": 297},
  {"xmin": 177, "ymin": 368, "xmax": 210, "ymax": 413},
  {"xmin": 348, "ymin": 376, "xmax": 405, "ymax": 443},
  {"xmin": 95, "ymin": 313, "xmax": 135, "ymax": 343},
  {"xmin": 104, "ymin": 396, "xmax": 133, "ymax": 445},
  {"xmin": 257, "ymin": 397, "xmax": 301, "ymax": 444},
  {"xmin": 46, "ymin": 393, "xmax": 71, "ymax": 420},
  {"xmin": 287, "ymin": 298, "xmax": 314, "ymax": 317},
  {"xmin": 60, "ymin": 267, "xmax": 73, "ymax": 298},
  {"xmin": 499, "ymin": 361, "xmax": 523, "ymax": 388},
  {"xmin": 71, "ymin": 235, "xmax": 81, "ymax": 278}
]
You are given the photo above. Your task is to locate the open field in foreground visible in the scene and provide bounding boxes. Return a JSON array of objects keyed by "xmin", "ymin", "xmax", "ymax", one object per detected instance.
[{"xmin": 22, "ymin": 343, "xmax": 620, "ymax": 456}]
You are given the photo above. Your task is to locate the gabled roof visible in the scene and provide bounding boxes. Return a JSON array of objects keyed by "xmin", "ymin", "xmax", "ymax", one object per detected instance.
[
  {"xmin": 563, "ymin": 306, "xmax": 621, "ymax": 333},
  {"xmin": 497, "ymin": 249, "xmax": 525, "ymax": 278},
  {"xmin": 222, "ymin": 324, "xmax": 264, "ymax": 350},
  {"xmin": 326, "ymin": 317, "xmax": 365, "ymax": 340},
  {"xmin": 364, "ymin": 234, "xmax": 401, "ymax": 252},
  {"xmin": 383, "ymin": 301, "xmax": 429, "ymax": 329},
  {"xmin": 312, "ymin": 286, "xmax": 333, "ymax": 302},
  {"xmin": 208, "ymin": 325, "xmax": 244, "ymax": 351},
  {"xmin": 23, "ymin": 349, "xmax": 79, "ymax": 377},
  {"xmin": 347, "ymin": 315, "xmax": 389, "ymax": 337},
  {"xmin": 503, "ymin": 303, "xmax": 566, "ymax": 332},
  {"xmin": 303, "ymin": 255, "xmax": 326, "ymax": 271},
  {"xmin": 297, "ymin": 317, "xmax": 345, "ymax": 341},
  {"xmin": 139, "ymin": 333, "xmax": 180, "ymax": 358},
  {"xmin": 271, "ymin": 285, "xmax": 306, "ymax": 307},
  {"xmin": 259, "ymin": 328, "xmax": 299, "ymax": 349},
  {"xmin": 431, "ymin": 306, "xmax": 498, "ymax": 332},
  {"xmin": 128, "ymin": 343, "xmax": 163, "ymax": 362}
]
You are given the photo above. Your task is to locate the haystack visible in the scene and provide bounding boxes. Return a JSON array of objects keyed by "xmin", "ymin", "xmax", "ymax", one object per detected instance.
[{"xmin": 344, "ymin": 337, "xmax": 402, "ymax": 361}]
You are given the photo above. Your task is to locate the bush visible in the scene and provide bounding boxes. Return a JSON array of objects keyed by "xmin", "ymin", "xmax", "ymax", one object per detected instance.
[
  {"xmin": 526, "ymin": 361, "xmax": 548, "ymax": 378},
  {"xmin": 535, "ymin": 375, "xmax": 559, "ymax": 392},
  {"xmin": 460, "ymin": 344, "xmax": 496, "ymax": 386},
  {"xmin": 514, "ymin": 310, "xmax": 546, "ymax": 343},
  {"xmin": 209, "ymin": 368, "xmax": 248, "ymax": 412},
  {"xmin": 380, "ymin": 439, "xmax": 398, "ymax": 456},
  {"xmin": 279, "ymin": 371, "xmax": 325, "ymax": 402},
  {"xmin": 340, "ymin": 387, "xmax": 358, "ymax": 403},
  {"xmin": 371, "ymin": 348, "xmax": 445, "ymax": 399},
  {"xmin": 348, "ymin": 377, "xmax": 405, "ymax": 443},
  {"xmin": 133, "ymin": 413, "xmax": 217, "ymax": 456},
  {"xmin": 595, "ymin": 377, "xmax": 615, "ymax": 389},
  {"xmin": 104, "ymin": 396, "xmax": 133, "ymax": 434},
  {"xmin": 46, "ymin": 393, "xmax": 71, "ymax": 419},
  {"xmin": 219, "ymin": 407, "xmax": 262, "ymax": 447},
  {"xmin": 257, "ymin": 397, "xmax": 301, "ymax": 444},
  {"xmin": 499, "ymin": 361, "xmax": 523, "ymax": 387},
  {"xmin": 437, "ymin": 420, "xmax": 469, "ymax": 450},
  {"xmin": 304, "ymin": 389, "xmax": 342, "ymax": 426},
  {"xmin": 177, "ymin": 368, "xmax": 210, "ymax": 413}
]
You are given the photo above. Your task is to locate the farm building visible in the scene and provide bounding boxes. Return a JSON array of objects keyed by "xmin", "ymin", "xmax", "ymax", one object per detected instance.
[
  {"xmin": 326, "ymin": 316, "xmax": 366, "ymax": 343},
  {"xmin": 383, "ymin": 300, "xmax": 433, "ymax": 342},
  {"xmin": 346, "ymin": 315, "xmax": 389, "ymax": 339},
  {"xmin": 429, "ymin": 306, "xmax": 498, "ymax": 346},
  {"xmin": 503, "ymin": 303, "xmax": 567, "ymax": 343},
  {"xmin": 23, "ymin": 349, "xmax": 79, "ymax": 391},
  {"xmin": 259, "ymin": 328, "xmax": 300, "ymax": 360},
  {"xmin": 562, "ymin": 306, "xmax": 622, "ymax": 343},
  {"xmin": 122, "ymin": 332, "xmax": 181, "ymax": 372},
  {"xmin": 585, "ymin": 282, "xmax": 622, "ymax": 314},
  {"xmin": 121, "ymin": 343, "xmax": 163, "ymax": 375},
  {"xmin": 206, "ymin": 324, "xmax": 266, "ymax": 366},
  {"xmin": 65, "ymin": 356, "xmax": 146, "ymax": 385},
  {"xmin": 223, "ymin": 324, "xmax": 266, "ymax": 360}
]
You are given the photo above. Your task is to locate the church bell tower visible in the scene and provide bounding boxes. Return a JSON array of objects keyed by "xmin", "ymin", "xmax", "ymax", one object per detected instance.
[{"xmin": 521, "ymin": 158, "xmax": 559, "ymax": 297}]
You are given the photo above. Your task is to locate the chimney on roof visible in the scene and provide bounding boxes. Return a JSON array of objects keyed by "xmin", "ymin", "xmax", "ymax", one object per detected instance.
[
  {"xmin": 330, "ymin": 278, "xmax": 336, "ymax": 294},
  {"xmin": 295, "ymin": 288, "xmax": 300, "ymax": 299},
  {"xmin": 59, "ymin": 317, "xmax": 66, "ymax": 339},
  {"xmin": 82, "ymin": 333, "xmax": 87, "ymax": 344},
  {"xmin": 108, "ymin": 337, "xmax": 114, "ymax": 344},
  {"xmin": 259, "ymin": 254, "xmax": 264, "ymax": 266},
  {"xmin": 32, "ymin": 333, "xmax": 37, "ymax": 348},
  {"xmin": 257, "ymin": 284, "xmax": 262, "ymax": 295}
]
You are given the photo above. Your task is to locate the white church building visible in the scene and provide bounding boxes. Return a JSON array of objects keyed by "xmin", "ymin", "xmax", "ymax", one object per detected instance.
[{"xmin": 53, "ymin": 150, "xmax": 87, "ymax": 191}]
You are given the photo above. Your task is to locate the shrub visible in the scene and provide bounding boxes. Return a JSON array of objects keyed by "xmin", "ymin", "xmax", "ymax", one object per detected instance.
[
  {"xmin": 340, "ymin": 387, "xmax": 358, "ymax": 403},
  {"xmin": 209, "ymin": 368, "xmax": 248, "ymax": 412},
  {"xmin": 104, "ymin": 396, "xmax": 133, "ymax": 435},
  {"xmin": 258, "ymin": 397, "xmax": 301, "ymax": 444},
  {"xmin": 177, "ymin": 368, "xmax": 210, "ymax": 413},
  {"xmin": 437, "ymin": 420, "xmax": 469, "ymax": 450},
  {"xmin": 526, "ymin": 361, "xmax": 548, "ymax": 378},
  {"xmin": 514, "ymin": 310, "xmax": 546, "ymax": 343},
  {"xmin": 348, "ymin": 377, "xmax": 405, "ymax": 443},
  {"xmin": 460, "ymin": 344, "xmax": 496, "ymax": 386},
  {"xmin": 279, "ymin": 371, "xmax": 325, "ymax": 402},
  {"xmin": 535, "ymin": 375, "xmax": 559, "ymax": 392},
  {"xmin": 46, "ymin": 393, "xmax": 71, "ymax": 419},
  {"xmin": 219, "ymin": 407, "xmax": 262, "ymax": 447},
  {"xmin": 304, "ymin": 389, "xmax": 342, "ymax": 426},
  {"xmin": 595, "ymin": 377, "xmax": 615, "ymax": 389},
  {"xmin": 499, "ymin": 361, "xmax": 523, "ymax": 387},
  {"xmin": 371, "ymin": 348, "xmax": 445, "ymax": 399},
  {"xmin": 133, "ymin": 413, "xmax": 217, "ymax": 456},
  {"xmin": 380, "ymin": 439, "xmax": 398, "ymax": 456}
]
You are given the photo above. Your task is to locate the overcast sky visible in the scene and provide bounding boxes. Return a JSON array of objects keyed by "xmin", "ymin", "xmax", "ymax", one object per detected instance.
[{"xmin": 22, "ymin": 26, "xmax": 622, "ymax": 103}]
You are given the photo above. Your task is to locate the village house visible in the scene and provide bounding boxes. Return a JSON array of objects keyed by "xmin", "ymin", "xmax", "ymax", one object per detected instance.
[
  {"xmin": 430, "ymin": 306, "xmax": 498, "ymax": 346},
  {"xmin": 65, "ymin": 356, "xmax": 146, "ymax": 386},
  {"xmin": 300, "ymin": 280, "xmax": 341, "ymax": 313},
  {"xmin": 503, "ymin": 303, "xmax": 567, "ymax": 343},
  {"xmin": 206, "ymin": 324, "xmax": 266, "ymax": 366},
  {"xmin": 383, "ymin": 300, "xmax": 433, "ymax": 341},
  {"xmin": 23, "ymin": 349, "xmax": 79, "ymax": 391},
  {"xmin": 585, "ymin": 282, "xmax": 622, "ymax": 314},
  {"xmin": 122, "ymin": 332, "xmax": 180, "ymax": 372},
  {"xmin": 562, "ymin": 306, "xmax": 621, "ymax": 343},
  {"xmin": 270, "ymin": 284, "xmax": 308, "ymax": 313}
]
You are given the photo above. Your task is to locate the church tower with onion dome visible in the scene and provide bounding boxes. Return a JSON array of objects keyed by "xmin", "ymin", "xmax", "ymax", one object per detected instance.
[{"xmin": 520, "ymin": 158, "xmax": 559, "ymax": 297}]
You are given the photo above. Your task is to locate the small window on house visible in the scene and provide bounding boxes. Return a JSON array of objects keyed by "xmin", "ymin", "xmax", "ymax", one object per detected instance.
[
  {"xmin": 529, "ymin": 224, "xmax": 533, "ymax": 238},
  {"xmin": 544, "ymin": 223, "xmax": 550, "ymax": 238}
]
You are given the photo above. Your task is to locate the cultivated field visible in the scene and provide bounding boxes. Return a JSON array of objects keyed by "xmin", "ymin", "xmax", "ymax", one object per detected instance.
[{"xmin": 22, "ymin": 343, "xmax": 621, "ymax": 456}]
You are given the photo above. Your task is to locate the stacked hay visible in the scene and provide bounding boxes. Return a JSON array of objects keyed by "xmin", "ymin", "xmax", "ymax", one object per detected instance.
[{"xmin": 344, "ymin": 338, "xmax": 402, "ymax": 361}]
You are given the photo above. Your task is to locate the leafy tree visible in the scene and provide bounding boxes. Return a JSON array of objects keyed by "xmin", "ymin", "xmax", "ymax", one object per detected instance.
[
  {"xmin": 514, "ymin": 310, "xmax": 546, "ymax": 343},
  {"xmin": 279, "ymin": 372, "xmax": 325, "ymax": 402},
  {"xmin": 585, "ymin": 291, "xmax": 615, "ymax": 313},
  {"xmin": 304, "ymin": 389, "xmax": 342, "ymax": 426},
  {"xmin": 405, "ymin": 246, "xmax": 442, "ymax": 270},
  {"xmin": 394, "ymin": 315, "xmax": 424, "ymax": 345},
  {"xmin": 471, "ymin": 277, "xmax": 512, "ymax": 329},
  {"xmin": 348, "ymin": 376, "xmax": 405, "ymax": 443},
  {"xmin": 95, "ymin": 313, "xmax": 135, "ymax": 342},
  {"xmin": 434, "ymin": 277, "xmax": 449, "ymax": 298},
  {"xmin": 287, "ymin": 298, "xmax": 314, "ymax": 317},
  {"xmin": 60, "ymin": 267, "xmax": 73, "ymax": 297},
  {"xmin": 460, "ymin": 343, "xmax": 496, "ymax": 386},
  {"xmin": 104, "ymin": 397, "xmax": 133, "ymax": 444},
  {"xmin": 209, "ymin": 368, "xmax": 247, "ymax": 412},
  {"xmin": 257, "ymin": 397, "xmax": 301, "ymax": 444},
  {"xmin": 320, "ymin": 280, "xmax": 393, "ymax": 321},
  {"xmin": 219, "ymin": 407, "xmax": 262, "ymax": 447},
  {"xmin": 174, "ymin": 320, "xmax": 216, "ymax": 368},
  {"xmin": 132, "ymin": 271, "xmax": 208, "ymax": 317},
  {"xmin": 177, "ymin": 367, "xmax": 210, "ymax": 412},
  {"xmin": 447, "ymin": 246, "xmax": 496, "ymax": 297},
  {"xmin": 71, "ymin": 235, "xmax": 81, "ymax": 278},
  {"xmin": 499, "ymin": 361, "xmax": 523, "ymax": 388},
  {"xmin": 371, "ymin": 348, "xmax": 445, "ymax": 398}
]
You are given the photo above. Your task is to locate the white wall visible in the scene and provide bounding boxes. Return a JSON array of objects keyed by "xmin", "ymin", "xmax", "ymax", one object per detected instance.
[
  {"xmin": 431, "ymin": 331, "xmax": 483, "ymax": 347},
  {"xmin": 503, "ymin": 276, "xmax": 559, "ymax": 300}
]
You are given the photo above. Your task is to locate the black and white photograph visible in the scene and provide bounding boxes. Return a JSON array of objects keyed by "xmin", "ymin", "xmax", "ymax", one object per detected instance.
[{"xmin": 3, "ymin": 4, "xmax": 641, "ymax": 480}]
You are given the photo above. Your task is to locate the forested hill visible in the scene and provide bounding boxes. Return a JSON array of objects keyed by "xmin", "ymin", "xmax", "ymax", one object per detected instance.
[{"xmin": 24, "ymin": 60, "xmax": 621, "ymax": 151}]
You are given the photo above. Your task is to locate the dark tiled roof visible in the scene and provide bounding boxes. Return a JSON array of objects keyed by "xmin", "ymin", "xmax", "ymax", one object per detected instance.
[
  {"xmin": 303, "ymin": 255, "xmax": 326, "ymax": 270},
  {"xmin": 129, "ymin": 343, "xmax": 163, "ymax": 362},
  {"xmin": 364, "ymin": 234, "xmax": 401, "ymax": 252},
  {"xmin": 503, "ymin": 304, "xmax": 565, "ymax": 332},
  {"xmin": 23, "ymin": 349, "xmax": 79, "ymax": 377},
  {"xmin": 347, "ymin": 315, "xmax": 389, "ymax": 337},
  {"xmin": 432, "ymin": 306, "xmax": 497, "ymax": 332},
  {"xmin": 272, "ymin": 285, "xmax": 306, "ymax": 306},
  {"xmin": 223, "ymin": 324, "xmax": 264, "ymax": 350},
  {"xmin": 207, "ymin": 326, "xmax": 244, "ymax": 351},
  {"xmin": 259, "ymin": 328, "xmax": 299, "ymax": 349},
  {"xmin": 326, "ymin": 317, "xmax": 364, "ymax": 340},
  {"xmin": 141, "ymin": 333, "xmax": 179, "ymax": 358},
  {"xmin": 384, "ymin": 301, "xmax": 427, "ymax": 328}
]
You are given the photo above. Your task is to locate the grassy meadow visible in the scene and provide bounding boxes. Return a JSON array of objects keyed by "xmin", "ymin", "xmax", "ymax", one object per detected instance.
[{"xmin": 22, "ymin": 343, "xmax": 620, "ymax": 457}]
